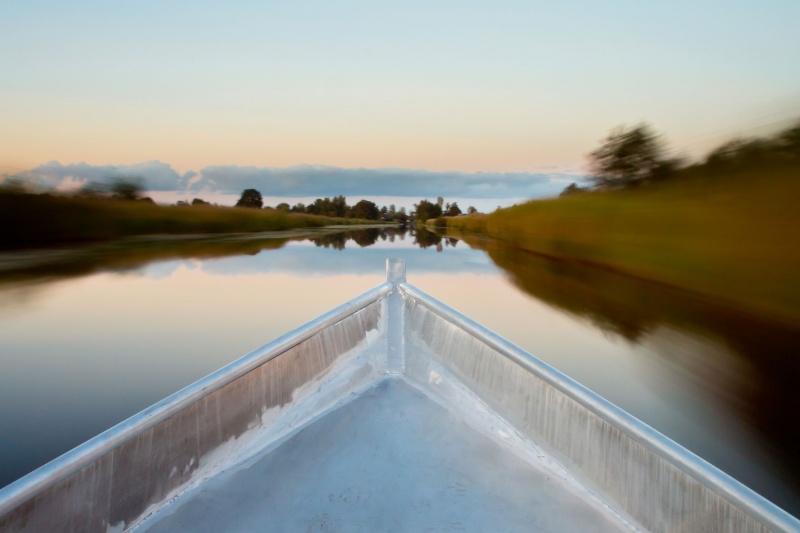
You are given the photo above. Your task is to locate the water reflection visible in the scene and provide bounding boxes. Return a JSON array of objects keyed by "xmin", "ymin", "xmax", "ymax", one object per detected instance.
[
  {"xmin": 0, "ymin": 227, "xmax": 450, "ymax": 284},
  {"xmin": 0, "ymin": 227, "xmax": 492, "ymax": 303},
  {"xmin": 452, "ymin": 234, "xmax": 800, "ymax": 512},
  {"xmin": 0, "ymin": 227, "xmax": 798, "ymax": 517},
  {"xmin": 0, "ymin": 228, "xmax": 360, "ymax": 296}
]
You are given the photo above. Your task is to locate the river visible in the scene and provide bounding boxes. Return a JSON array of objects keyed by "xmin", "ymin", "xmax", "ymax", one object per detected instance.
[{"xmin": 0, "ymin": 226, "xmax": 798, "ymax": 517}]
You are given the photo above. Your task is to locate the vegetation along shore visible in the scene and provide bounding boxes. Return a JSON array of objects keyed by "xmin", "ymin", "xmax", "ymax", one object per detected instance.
[
  {"xmin": 0, "ymin": 185, "xmax": 395, "ymax": 249},
  {"xmin": 436, "ymin": 122, "xmax": 800, "ymax": 325}
]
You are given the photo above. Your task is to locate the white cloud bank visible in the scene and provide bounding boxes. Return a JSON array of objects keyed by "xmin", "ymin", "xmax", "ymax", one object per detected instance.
[
  {"xmin": 5, "ymin": 161, "xmax": 588, "ymax": 202},
  {"xmin": 4, "ymin": 161, "xmax": 197, "ymax": 192}
]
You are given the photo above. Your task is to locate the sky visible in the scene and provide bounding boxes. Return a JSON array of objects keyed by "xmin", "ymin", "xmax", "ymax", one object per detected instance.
[{"xmin": 1, "ymin": 0, "xmax": 799, "ymax": 205}]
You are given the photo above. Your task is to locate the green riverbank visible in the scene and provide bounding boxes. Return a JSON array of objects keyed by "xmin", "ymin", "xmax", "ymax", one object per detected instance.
[
  {"xmin": 438, "ymin": 167, "xmax": 800, "ymax": 325},
  {"xmin": 0, "ymin": 192, "xmax": 383, "ymax": 249}
]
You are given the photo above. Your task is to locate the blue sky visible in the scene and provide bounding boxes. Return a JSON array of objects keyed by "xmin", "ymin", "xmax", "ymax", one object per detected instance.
[{"xmin": 1, "ymin": 0, "xmax": 798, "ymax": 202}]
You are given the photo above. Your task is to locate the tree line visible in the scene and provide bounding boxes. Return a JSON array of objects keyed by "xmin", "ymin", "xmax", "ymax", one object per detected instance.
[
  {"xmin": 232, "ymin": 189, "xmax": 478, "ymax": 223},
  {"xmin": 562, "ymin": 119, "xmax": 800, "ymax": 196},
  {"xmin": 0, "ymin": 175, "xmax": 481, "ymax": 224}
]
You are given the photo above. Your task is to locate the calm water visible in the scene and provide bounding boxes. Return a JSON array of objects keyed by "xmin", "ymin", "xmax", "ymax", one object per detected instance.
[{"xmin": 1, "ymin": 227, "xmax": 798, "ymax": 517}]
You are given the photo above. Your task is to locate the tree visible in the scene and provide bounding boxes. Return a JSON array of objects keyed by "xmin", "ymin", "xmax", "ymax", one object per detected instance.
[
  {"xmin": 467, "ymin": 206, "xmax": 478, "ymax": 215},
  {"xmin": 275, "ymin": 202, "xmax": 291, "ymax": 212},
  {"xmin": 192, "ymin": 198, "xmax": 210, "ymax": 206},
  {"xmin": 110, "ymin": 177, "xmax": 144, "ymax": 201},
  {"xmin": 589, "ymin": 124, "xmax": 665, "ymax": 189},
  {"xmin": 445, "ymin": 202, "xmax": 462, "ymax": 217},
  {"xmin": 352, "ymin": 199, "xmax": 380, "ymax": 220},
  {"xmin": 414, "ymin": 199, "xmax": 443, "ymax": 223},
  {"xmin": 307, "ymin": 196, "xmax": 349, "ymax": 217},
  {"xmin": 331, "ymin": 195, "xmax": 348, "ymax": 218},
  {"xmin": 75, "ymin": 181, "xmax": 107, "ymax": 199},
  {"xmin": 236, "ymin": 189, "xmax": 263, "ymax": 208},
  {"xmin": 560, "ymin": 183, "xmax": 588, "ymax": 197},
  {"xmin": 777, "ymin": 121, "xmax": 800, "ymax": 158}
]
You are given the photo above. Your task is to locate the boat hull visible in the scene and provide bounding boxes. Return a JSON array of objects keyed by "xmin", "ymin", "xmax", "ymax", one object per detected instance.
[{"xmin": 0, "ymin": 259, "xmax": 797, "ymax": 532}]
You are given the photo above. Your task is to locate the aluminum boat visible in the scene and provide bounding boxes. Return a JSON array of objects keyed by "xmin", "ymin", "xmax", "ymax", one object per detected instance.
[{"xmin": 1, "ymin": 259, "xmax": 798, "ymax": 532}]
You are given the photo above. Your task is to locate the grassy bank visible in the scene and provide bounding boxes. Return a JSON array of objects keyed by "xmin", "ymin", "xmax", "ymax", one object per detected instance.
[
  {"xmin": 438, "ymin": 167, "xmax": 800, "ymax": 324},
  {"xmin": 0, "ymin": 193, "xmax": 379, "ymax": 249}
]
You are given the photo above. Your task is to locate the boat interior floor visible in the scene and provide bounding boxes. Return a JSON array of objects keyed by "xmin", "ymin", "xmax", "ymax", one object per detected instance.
[{"xmin": 137, "ymin": 377, "xmax": 634, "ymax": 533}]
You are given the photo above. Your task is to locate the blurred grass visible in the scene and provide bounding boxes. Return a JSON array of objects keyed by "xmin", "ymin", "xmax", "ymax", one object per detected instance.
[
  {"xmin": 440, "ymin": 167, "xmax": 800, "ymax": 324},
  {"xmin": 0, "ymin": 194, "xmax": 377, "ymax": 249}
]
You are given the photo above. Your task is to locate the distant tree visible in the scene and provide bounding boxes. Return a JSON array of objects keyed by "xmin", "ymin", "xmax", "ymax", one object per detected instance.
[
  {"xmin": 306, "ymin": 200, "xmax": 321, "ymax": 215},
  {"xmin": 436, "ymin": 196, "xmax": 444, "ymax": 208},
  {"xmin": 275, "ymin": 202, "xmax": 290, "ymax": 212},
  {"xmin": 414, "ymin": 199, "xmax": 443, "ymax": 223},
  {"xmin": 74, "ymin": 181, "xmax": 108, "ymax": 199},
  {"xmin": 236, "ymin": 189, "xmax": 263, "ymax": 208},
  {"xmin": 110, "ymin": 177, "xmax": 144, "ymax": 201},
  {"xmin": 191, "ymin": 198, "xmax": 210, "ymax": 206},
  {"xmin": 649, "ymin": 157, "xmax": 686, "ymax": 182},
  {"xmin": 445, "ymin": 202, "xmax": 462, "ymax": 217},
  {"xmin": 589, "ymin": 124, "xmax": 665, "ymax": 188},
  {"xmin": 777, "ymin": 121, "xmax": 800, "ymax": 158},
  {"xmin": 704, "ymin": 139, "xmax": 768, "ymax": 172},
  {"xmin": 307, "ymin": 196, "xmax": 349, "ymax": 217},
  {"xmin": 332, "ymin": 195, "xmax": 349, "ymax": 218},
  {"xmin": 699, "ymin": 121, "xmax": 800, "ymax": 173},
  {"xmin": 352, "ymin": 199, "xmax": 380, "ymax": 220},
  {"xmin": 560, "ymin": 183, "xmax": 588, "ymax": 197},
  {"xmin": 139, "ymin": 196, "xmax": 155, "ymax": 204},
  {"xmin": 467, "ymin": 206, "xmax": 478, "ymax": 215},
  {"xmin": 290, "ymin": 202, "xmax": 306, "ymax": 213}
]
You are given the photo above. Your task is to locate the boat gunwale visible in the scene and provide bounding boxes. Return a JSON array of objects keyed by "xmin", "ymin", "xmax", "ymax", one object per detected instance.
[
  {"xmin": 398, "ymin": 280, "xmax": 800, "ymax": 533},
  {"xmin": 2, "ymin": 257, "xmax": 799, "ymax": 532},
  {"xmin": 0, "ymin": 282, "xmax": 393, "ymax": 518}
]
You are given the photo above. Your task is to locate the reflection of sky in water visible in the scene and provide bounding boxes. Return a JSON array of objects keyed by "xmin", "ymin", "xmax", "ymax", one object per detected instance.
[
  {"xmin": 0, "ymin": 235, "xmax": 797, "ymax": 515},
  {"xmin": 137, "ymin": 242, "xmax": 498, "ymax": 280}
]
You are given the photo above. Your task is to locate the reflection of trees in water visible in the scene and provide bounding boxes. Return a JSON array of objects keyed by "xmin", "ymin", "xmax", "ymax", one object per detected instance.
[
  {"xmin": 455, "ymin": 235, "xmax": 800, "ymax": 509},
  {"xmin": 0, "ymin": 235, "xmax": 291, "ymax": 288},
  {"xmin": 0, "ymin": 227, "xmax": 413, "ymax": 287},
  {"xmin": 409, "ymin": 227, "xmax": 458, "ymax": 252},
  {"xmin": 351, "ymin": 228, "xmax": 382, "ymax": 247},
  {"xmin": 309, "ymin": 227, "xmax": 407, "ymax": 250},
  {"xmin": 310, "ymin": 232, "xmax": 348, "ymax": 250}
]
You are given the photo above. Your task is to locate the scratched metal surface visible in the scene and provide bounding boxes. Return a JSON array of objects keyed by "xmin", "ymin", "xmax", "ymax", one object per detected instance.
[
  {"xmin": 138, "ymin": 377, "xmax": 631, "ymax": 533},
  {"xmin": 1, "ymin": 259, "xmax": 798, "ymax": 533}
]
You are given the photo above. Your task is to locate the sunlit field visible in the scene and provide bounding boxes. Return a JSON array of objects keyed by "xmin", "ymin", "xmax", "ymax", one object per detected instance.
[
  {"xmin": 0, "ymin": 193, "xmax": 378, "ymax": 249},
  {"xmin": 440, "ymin": 165, "xmax": 800, "ymax": 325}
]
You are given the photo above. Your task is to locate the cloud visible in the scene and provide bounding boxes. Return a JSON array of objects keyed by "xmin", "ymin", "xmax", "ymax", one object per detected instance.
[
  {"xmin": 10, "ymin": 160, "xmax": 589, "ymax": 200},
  {"xmin": 191, "ymin": 165, "xmax": 588, "ymax": 199},
  {"xmin": 11, "ymin": 160, "xmax": 194, "ymax": 191}
]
